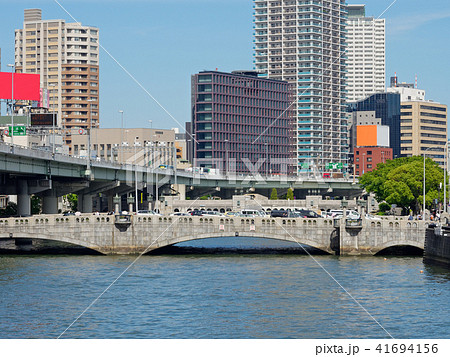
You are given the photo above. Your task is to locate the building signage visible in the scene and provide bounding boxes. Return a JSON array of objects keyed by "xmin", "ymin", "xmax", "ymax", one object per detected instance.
[{"xmin": 31, "ymin": 113, "xmax": 54, "ymax": 126}]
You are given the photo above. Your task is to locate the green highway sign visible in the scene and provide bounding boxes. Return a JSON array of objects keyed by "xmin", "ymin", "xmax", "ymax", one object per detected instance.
[
  {"xmin": 301, "ymin": 162, "xmax": 309, "ymax": 169},
  {"xmin": 12, "ymin": 126, "xmax": 26, "ymax": 136},
  {"xmin": 327, "ymin": 163, "xmax": 343, "ymax": 170}
]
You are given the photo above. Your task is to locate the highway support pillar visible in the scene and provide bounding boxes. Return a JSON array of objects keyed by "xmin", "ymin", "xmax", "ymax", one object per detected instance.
[
  {"xmin": 42, "ymin": 190, "xmax": 58, "ymax": 214},
  {"xmin": 80, "ymin": 194, "xmax": 93, "ymax": 213},
  {"xmin": 17, "ymin": 180, "xmax": 31, "ymax": 217}
]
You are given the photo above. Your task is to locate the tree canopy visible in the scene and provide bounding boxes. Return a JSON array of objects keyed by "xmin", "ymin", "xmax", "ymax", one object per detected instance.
[
  {"xmin": 359, "ymin": 156, "xmax": 446, "ymax": 213},
  {"xmin": 286, "ymin": 188, "xmax": 294, "ymax": 200},
  {"xmin": 270, "ymin": 188, "xmax": 278, "ymax": 200}
]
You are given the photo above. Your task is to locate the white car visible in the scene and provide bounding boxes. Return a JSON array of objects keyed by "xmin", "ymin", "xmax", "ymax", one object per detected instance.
[
  {"xmin": 365, "ymin": 214, "xmax": 381, "ymax": 220},
  {"xmin": 137, "ymin": 210, "xmax": 161, "ymax": 216},
  {"xmin": 329, "ymin": 209, "xmax": 360, "ymax": 219},
  {"xmin": 201, "ymin": 211, "xmax": 225, "ymax": 217},
  {"xmin": 170, "ymin": 212, "xmax": 190, "ymax": 217}
]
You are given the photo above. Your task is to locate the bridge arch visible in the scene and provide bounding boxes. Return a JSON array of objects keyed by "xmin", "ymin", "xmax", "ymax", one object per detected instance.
[
  {"xmin": 374, "ymin": 241, "xmax": 424, "ymax": 256},
  {"xmin": 151, "ymin": 232, "xmax": 333, "ymax": 254},
  {"xmin": 0, "ymin": 233, "xmax": 104, "ymax": 254}
]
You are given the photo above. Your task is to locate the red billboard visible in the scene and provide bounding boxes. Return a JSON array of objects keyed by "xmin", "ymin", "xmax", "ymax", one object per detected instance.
[{"xmin": 0, "ymin": 72, "xmax": 40, "ymax": 101}]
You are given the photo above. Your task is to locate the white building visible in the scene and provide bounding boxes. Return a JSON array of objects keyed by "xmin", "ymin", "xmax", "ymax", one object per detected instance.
[
  {"xmin": 346, "ymin": 4, "xmax": 385, "ymax": 102},
  {"xmin": 253, "ymin": 0, "xmax": 348, "ymax": 173},
  {"xmin": 387, "ymin": 85, "xmax": 426, "ymax": 102}
]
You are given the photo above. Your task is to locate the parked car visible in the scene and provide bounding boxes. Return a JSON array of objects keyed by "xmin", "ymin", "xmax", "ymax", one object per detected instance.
[
  {"xmin": 239, "ymin": 209, "xmax": 267, "ymax": 218},
  {"xmin": 294, "ymin": 209, "xmax": 321, "ymax": 218},
  {"xmin": 201, "ymin": 211, "xmax": 225, "ymax": 217},
  {"xmin": 270, "ymin": 209, "xmax": 299, "ymax": 218},
  {"xmin": 329, "ymin": 209, "xmax": 360, "ymax": 219},
  {"xmin": 137, "ymin": 210, "xmax": 161, "ymax": 216},
  {"xmin": 170, "ymin": 212, "xmax": 190, "ymax": 217}
]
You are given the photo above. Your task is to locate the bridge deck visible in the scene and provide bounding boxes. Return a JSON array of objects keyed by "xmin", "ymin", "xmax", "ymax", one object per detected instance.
[{"xmin": 0, "ymin": 214, "xmax": 426, "ymax": 256}]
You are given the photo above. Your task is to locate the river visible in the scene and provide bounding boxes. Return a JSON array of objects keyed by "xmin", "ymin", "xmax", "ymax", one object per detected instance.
[{"xmin": 0, "ymin": 237, "xmax": 449, "ymax": 339}]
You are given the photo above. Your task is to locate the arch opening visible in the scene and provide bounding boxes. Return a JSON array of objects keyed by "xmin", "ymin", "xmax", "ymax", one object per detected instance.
[{"xmin": 0, "ymin": 237, "xmax": 103, "ymax": 255}]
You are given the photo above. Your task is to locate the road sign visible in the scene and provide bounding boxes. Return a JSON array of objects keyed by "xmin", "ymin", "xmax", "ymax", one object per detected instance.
[
  {"xmin": 11, "ymin": 126, "xmax": 26, "ymax": 136},
  {"xmin": 327, "ymin": 163, "xmax": 343, "ymax": 170},
  {"xmin": 301, "ymin": 162, "xmax": 309, "ymax": 169}
]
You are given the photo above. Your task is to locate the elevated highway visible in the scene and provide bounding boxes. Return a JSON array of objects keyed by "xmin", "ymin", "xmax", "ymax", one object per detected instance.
[{"xmin": 0, "ymin": 143, "xmax": 362, "ymax": 215}]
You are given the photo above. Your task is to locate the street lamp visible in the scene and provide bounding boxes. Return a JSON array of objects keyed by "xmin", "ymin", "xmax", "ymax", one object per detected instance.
[
  {"xmin": 264, "ymin": 142, "xmax": 268, "ymax": 176},
  {"xmin": 7, "ymin": 64, "xmax": 14, "ymax": 146},
  {"xmin": 134, "ymin": 136, "xmax": 139, "ymax": 212},
  {"xmin": 119, "ymin": 110, "xmax": 124, "ymax": 163},
  {"xmin": 444, "ymin": 142, "xmax": 449, "ymax": 214},
  {"xmin": 148, "ymin": 120, "xmax": 152, "ymax": 129},
  {"xmin": 423, "ymin": 147, "xmax": 436, "ymax": 220},
  {"xmin": 86, "ymin": 99, "xmax": 95, "ymax": 174},
  {"xmin": 224, "ymin": 139, "xmax": 229, "ymax": 175},
  {"xmin": 26, "ymin": 105, "xmax": 32, "ymax": 128},
  {"xmin": 49, "ymin": 83, "xmax": 57, "ymax": 155},
  {"xmin": 362, "ymin": 153, "xmax": 366, "ymax": 175}
]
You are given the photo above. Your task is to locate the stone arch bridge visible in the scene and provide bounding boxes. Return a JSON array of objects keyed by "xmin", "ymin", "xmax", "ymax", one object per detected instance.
[{"xmin": 0, "ymin": 214, "xmax": 426, "ymax": 256}]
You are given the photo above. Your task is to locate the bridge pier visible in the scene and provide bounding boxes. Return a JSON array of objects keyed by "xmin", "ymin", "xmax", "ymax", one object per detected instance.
[
  {"xmin": 17, "ymin": 180, "xmax": 31, "ymax": 217},
  {"xmin": 79, "ymin": 194, "xmax": 93, "ymax": 213},
  {"xmin": 42, "ymin": 190, "xmax": 59, "ymax": 214}
]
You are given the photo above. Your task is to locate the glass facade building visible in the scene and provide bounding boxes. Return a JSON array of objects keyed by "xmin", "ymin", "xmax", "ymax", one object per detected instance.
[
  {"xmin": 349, "ymin": 92, "xmax": 401, "ymax": 158},
  {"xmin": 191, "ymin": 71, "xmax": 293, "ymax": 174}
]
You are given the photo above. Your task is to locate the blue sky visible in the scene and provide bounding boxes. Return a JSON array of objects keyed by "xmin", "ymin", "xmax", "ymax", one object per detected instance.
[{"xmin": 0, "ymin": 0, "xmax": 449, "ymax": 133}]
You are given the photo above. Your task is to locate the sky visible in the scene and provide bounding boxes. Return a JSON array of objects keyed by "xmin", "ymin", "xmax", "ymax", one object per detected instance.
[{"xmin": 0, "ymin": 0, "xmax": 449, "ymax": 134}]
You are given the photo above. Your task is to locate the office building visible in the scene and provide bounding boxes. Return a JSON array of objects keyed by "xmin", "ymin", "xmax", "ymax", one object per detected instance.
[
  {"xmin": 14, "ymin": 9, "xmax": 99, "ymax": 150},
  {"xmin": 346, "ymin": 4, "xmax": 385, "ymax": 102},
  {"xmin": 253, "ymin": 0, "xmax": 348, "ymax": 173},
  {"xmin": 399, "ymin": 101, "xmax": 447, "ymax": 166},
  {"xmin": 349, "ymin": 110, "xmax": 392, "ymax": 175},
  {"xmin": 71, "ymin": 128, "xmax": 176, "ymax": 166},
  {"xmin": 349, "ymin": 92, "xmax": 401, "ymax": 158},
  {"xmin": 191, "ymin": 70, "xmax": 292, "ymax": 175},
  {"xmin": 388, "ymin": 79, "xmax": 448, "ymax": 167},
  {"xmin": 354, "ymin": 147, "xmax": 392, "ymax": 176}
]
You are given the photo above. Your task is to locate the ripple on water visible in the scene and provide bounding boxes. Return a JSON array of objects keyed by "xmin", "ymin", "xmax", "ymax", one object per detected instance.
[{"xmin": 0, "ymin": 252, "xmax": 449, "ymax": 339}]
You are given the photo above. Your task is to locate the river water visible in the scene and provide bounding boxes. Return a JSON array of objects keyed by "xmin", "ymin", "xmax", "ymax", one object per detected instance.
[{"xmin": 0, "ymin": 237, "xmax": 449, "ymax": 339}]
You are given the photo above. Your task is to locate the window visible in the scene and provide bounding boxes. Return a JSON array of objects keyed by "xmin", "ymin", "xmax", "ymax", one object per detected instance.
[
  {"xmin": 421, "ymin": 126, "xmax": 446, "ymax": 132},
  {"xmin": 420, "ymin": 105, "xmax": 446, "ymax": 112}
]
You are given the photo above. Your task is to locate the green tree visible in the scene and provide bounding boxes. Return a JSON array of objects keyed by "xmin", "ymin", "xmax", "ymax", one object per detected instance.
[
  {"xmin": 286, "ymin": 188, "xmax": 294, "ymax": 200},
  {"xmin": 378, "ymin": 202, "xmax": 391, "ymax": 213},
  {"xmin": 64, "ymin": 194, "xmax": 78, "ymax": 212},
  {"xmin": 359, "ymin": 156, "xmax": 445, "ymax": 214},
  {"xmin": 31, "ymin": 195, "xmax": 41, "ymax": 215},
  {"xmin": 0, "ymin": 202, "xmax": 17, "ymax": 217},
  {"xmin": 270, "ymin": 188, "xmax": 278, "ymax": 200}
]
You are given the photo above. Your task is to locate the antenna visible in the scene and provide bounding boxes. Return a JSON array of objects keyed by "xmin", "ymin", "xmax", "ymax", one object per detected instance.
[
  {"xmin": 415, "ymin": 74, "xmax": 418, "ymax": 89},
  {"xmin": 394, "ymin": 72, "xmax": 397, "ymax": 87}
]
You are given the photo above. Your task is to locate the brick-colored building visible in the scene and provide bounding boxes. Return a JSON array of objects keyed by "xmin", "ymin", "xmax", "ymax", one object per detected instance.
[{"xmin": 354, "ymin": 147, "xmax": 392, "ymax": 176}]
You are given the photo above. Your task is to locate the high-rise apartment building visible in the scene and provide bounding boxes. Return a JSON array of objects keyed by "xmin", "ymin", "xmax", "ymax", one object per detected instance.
[
  {"xmin": 253, "ymin": 0, "xmax": 348, "ymax": 174},
  {"xmin": 14, "ymin": 9, "xmax": 99, "ymax": 150},
  {"xmin": 346, "ymin": 4, "xmax": 385, "ymax": 102}
]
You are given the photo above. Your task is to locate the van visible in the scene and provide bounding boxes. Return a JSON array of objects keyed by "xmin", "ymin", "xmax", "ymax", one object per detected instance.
[
  {"xmin": 240, "ymin": 209, "xmax": 266, "ymax": 217},
  {"xmin": 329, "ymin": 209, "xmax": 360, "ymax": 219}
]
